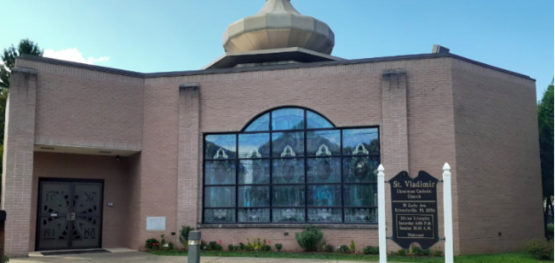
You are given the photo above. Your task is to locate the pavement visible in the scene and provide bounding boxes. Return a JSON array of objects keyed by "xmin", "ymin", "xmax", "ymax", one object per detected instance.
[{"xmin": 10, "ymin": 249, "xmax": 379, "ymax": 263}]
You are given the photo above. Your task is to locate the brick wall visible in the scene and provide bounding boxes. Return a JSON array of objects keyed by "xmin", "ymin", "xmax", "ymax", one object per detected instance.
[{"xmin": 452, "ymin": 59, "xmax": 543, "ymax": 254}]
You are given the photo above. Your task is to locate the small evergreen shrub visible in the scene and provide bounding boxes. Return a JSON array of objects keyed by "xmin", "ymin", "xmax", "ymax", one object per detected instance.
[
  {"xmin": 295, "ymin": 225, "xmax": 324, "ymax": 252},
  {"xmin": 411, "ymin": 246, "xmax": 424, "ymax": 256},
  {"xmin": 261, "ymin": 244, "xmax": 272, "ymax": 251},
  {"xmin": 2, "ymin": 255, "xmax": 8, "ymax": 263},
  {"xmin": 233, "ymin": 245, "xmax": 239, "ymax": 251},
  {"xmin": 208, "ymin": 241, "xmax": 223, "ymax": 251},
  {"xmin": 349, "ymin": 240, "xmax": 356, "ymax": 253},
  {"xmin": 325, "ymin": 244, "xmax": 334, "ymax": 252},
  {"xmin": 525, "ymin": 239, "xmax": 554, "ymax": 260},
  {"xmin": 145, "ymin": 238, "xmax": 160, "ymax": 250},
  {"xmin": 179, "ymin": 226, "xmax": 195, "ymax": 248},
  {"xmin": 168, "ymin": 242, "xmax": 174, "ymax": 250},
  {"xmin": 239, "ymin": 242, "xmax": 246, "ymax": 251},
  {"xmin": 228, "ymin": 244, "xmax": 234, "ymax": 251},
  {"xmin": 397, "ymin": 249, "xmax": 407, "ymax": 256},
  {"xmin": 338, "ymin": 245, "xmax": 350, "ymax": 253},
  {"xmin": 434, "ymin": 250, "xmax": 443, "ymax": 257},
  {"xmin": 421, "ymin": 249, "xmax": 432, "ymax": 256},
  {"xmin": 363, "ymin": 246, "xmax": 379, "ymax": 255},
  {"xmin": 275, "ymin": 243, "xmax": 283, "ymax": 252}
]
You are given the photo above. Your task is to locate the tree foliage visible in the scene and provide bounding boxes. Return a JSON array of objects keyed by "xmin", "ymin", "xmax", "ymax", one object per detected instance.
[{"xmin": 538, "ymin": 83, "xmax": 554, "ymax": 199}]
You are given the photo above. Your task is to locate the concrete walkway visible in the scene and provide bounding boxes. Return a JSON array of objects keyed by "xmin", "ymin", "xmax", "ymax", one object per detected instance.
[{"xmin": 11, "ymin": 250, "xmax": 379, "ymax": 263}]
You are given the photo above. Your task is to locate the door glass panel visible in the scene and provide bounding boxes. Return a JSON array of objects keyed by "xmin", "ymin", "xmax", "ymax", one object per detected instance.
[
  {"xmin": 72, "ymin": 183, "xmax": 102, "ymax": 248},
  {"xmin": 37, "ymin": 182, "xmax": 71, "ymax": 250}
]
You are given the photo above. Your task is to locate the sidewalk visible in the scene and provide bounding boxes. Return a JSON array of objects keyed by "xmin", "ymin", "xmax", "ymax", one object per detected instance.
[{"xmin": 10, "ymin": 251, "xmax": 381, "ymax": 263}]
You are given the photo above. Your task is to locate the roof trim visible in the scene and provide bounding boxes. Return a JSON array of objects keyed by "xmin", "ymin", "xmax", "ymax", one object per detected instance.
[{"xmin": 17, "ymin": 53, "xmax": 534, "ymax": 81}]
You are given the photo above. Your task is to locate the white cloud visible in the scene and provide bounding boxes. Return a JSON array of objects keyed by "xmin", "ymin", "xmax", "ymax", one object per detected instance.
[{"xmin": 43, "ymin": 48, "xmax": 110, "ymax": 65}]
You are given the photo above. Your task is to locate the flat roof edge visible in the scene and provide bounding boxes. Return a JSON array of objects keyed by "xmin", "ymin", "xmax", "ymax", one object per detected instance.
[{"xmin": 17, "ymin": 53, "xmax": 534, "ymax": 81}]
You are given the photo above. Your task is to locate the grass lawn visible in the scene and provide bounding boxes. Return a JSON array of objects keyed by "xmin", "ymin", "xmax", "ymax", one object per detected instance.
[{"xmin": 150, "ymin": 250, "xmax": 545, "ymax": 263}]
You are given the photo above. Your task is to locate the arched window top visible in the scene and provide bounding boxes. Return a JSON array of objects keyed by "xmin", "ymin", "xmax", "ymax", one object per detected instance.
[{"xmin": 243, "ymin": 107, "xmax": 334, "ymax": 132}]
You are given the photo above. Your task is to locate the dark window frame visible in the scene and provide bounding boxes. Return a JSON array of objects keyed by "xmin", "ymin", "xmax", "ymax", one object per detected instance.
[{"xmin": 202, "ymin": 107, "xmax": 380, "ymax": 225}]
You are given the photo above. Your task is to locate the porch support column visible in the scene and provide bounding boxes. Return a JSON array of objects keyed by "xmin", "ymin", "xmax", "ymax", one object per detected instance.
[
  {"xmin": 1, "ymin": 68, "xmax": 38, "ymax": 256},
  {"xmin": 380, "ymin": 69, "xmax": 409, "ymax": 252},
  {"xmin": 177, "ymin": 83, "xmax": 201, "ymax": 235}
]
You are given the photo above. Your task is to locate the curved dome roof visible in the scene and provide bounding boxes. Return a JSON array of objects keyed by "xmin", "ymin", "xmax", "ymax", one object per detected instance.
[{"xmin": 223, "ymin": 0, "xmax": 335, "ymax": 55}]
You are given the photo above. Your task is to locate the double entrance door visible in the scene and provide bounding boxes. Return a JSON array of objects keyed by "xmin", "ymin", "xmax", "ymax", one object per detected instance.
[{"xmin": 36, "ymin": 179, "xmax": 104, "ymax": 251}]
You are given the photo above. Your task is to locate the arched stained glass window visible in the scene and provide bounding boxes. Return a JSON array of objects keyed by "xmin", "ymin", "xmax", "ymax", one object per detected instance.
[{"xmin": 203, "ymin": 107, "xmax": 380, "ymax": 224}]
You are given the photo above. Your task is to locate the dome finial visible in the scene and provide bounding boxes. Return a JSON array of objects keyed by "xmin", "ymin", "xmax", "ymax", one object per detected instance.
[{"xmin": 223, "ymin": 0, "xmax": 335, "ymax": 54}]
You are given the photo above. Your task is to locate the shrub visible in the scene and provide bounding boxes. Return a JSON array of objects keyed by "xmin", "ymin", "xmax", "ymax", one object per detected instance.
[
  {"xmin": 275, "ymin": 243, "xmax": 283, "ymax": 252},
  {"xmin": 397, "ymin": 249, "xmax": 407, "ymax": 256},
  {"xmin": 228, "ymin": 244, "xmax": 234, "ymax": 251},
  {"xmin": 349, "ymin": 240, "xmax": 356, "ymax": 253},
  {"xmin": 421, "ymin": 249, "xmax": 432, "ymax": 256},
  {"xmin": 233, "ymin": 245, "xmax": 239, "ymax": 251},
  {"xmin": 325, "ymin": 244, "xmax": 334, "ymax": 252},
  {"xmin": 239, "ymin": 242, "xmax": 246, "ymax": 251},
  {"xmin": 261, "ymin": 244, "xmax": 272, "ymax": 251},
  {"xmin": 168, "ymin": 242, "xmax": 174, "ymax": 250},
  {"xmin": 434, "ymin": 250, "xmax": 443, "ymax": 257},
  {"xmin": 295, "ymin": 225, "xmax": 324, "ymax": 252},
  {"xmin": 338, "ymin": 245, "xmax": 350, "ymax": 253},
  {"xmin": 179, "ymin": 226, "xmax": 195, "ymax": 248},
  {"xmin": 363, "ymin": 246, "xmax": 379, "ymax": 255},
  {"xmin": 208, "ymin": 241, "xmax": 223, "ymax": 251},
  {"xmin": 246, "ymin": 238, "xmax": 266, "ymax": 251},
  {"xmin": 525, "ymin": 239, "xmax": 554, "ymax": 260},
  {"xmin": 2, "ymin": 255, "xmax": 8, "ymax": 263},
  {"xmin": 145, "ymin": 238, "xmax": 160, "ymax": 250},
  {"xmin": 411, "ymin": 246, "xmax": 424, "ymax": 256},
  {"xmin": 200, "ymin": 240, "xmax": 208, "ymax": 250}
]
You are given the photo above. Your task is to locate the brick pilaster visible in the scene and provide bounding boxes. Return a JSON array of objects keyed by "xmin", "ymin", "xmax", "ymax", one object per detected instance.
[
  {"xmin": 177, "ymin": 83, "xmax": 201, "ymax": 237},
  {"xmin": 1, "ymin": 68, "xmax": 38, "ymax": 256}
]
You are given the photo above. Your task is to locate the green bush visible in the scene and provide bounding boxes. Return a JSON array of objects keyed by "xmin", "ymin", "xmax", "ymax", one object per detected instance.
[
  {"xmin": 208, "ymin": 241, "xmax": 223, "ymax": 251},
  {"xmin": 233, "ymin": 245, "xmax": 239, "ymax": 251},
  {"xmin": 145, "ymin": 238, "xmax": 160, "ymax": 250},
  {"xmin": 397, "ymin": 249, "xmax": 408, "ymax": 256},
  {"xmin": 179, "ymin": 226, "xmax": 195, "ymax": 248},
  {"xmin": 434, "ymin": 250, "xmax": 443, "ymax": 257},
  {"xmin": 239, "ymin": 242, "xmax": 246, "ymax": 251},
  {"xmin": 338, "ymin": 245, "xmax": 350, "ymax": 253},
  {"xmin": 261, "ymin": 244, "xmax": 272, "ymax": 251},
  {"xmin": 525, "ymin": 239, "xmax": 554, "ymax": 260},
  {"xmin": 295, "ymin": 225, "xmax": 324, "ymax": 252},
  {"xmin": 2, "ymin": 255, "xmax": 8, "ymax": 263},
  {"xmin": 363, "ymin": 246, "xmax": 379, "ymax": 255},
  {"xmin": 275, "ymin": 243, "xmax": 283, "ymax": 252},
  {"xmin": 325, "ymin": 244, "xmax": 334, "ymax": 252},
  {"xmin": 421, "ymin": 249, "xmax": 432, "ymax": 256},
  {"xmin": 349, "ymin": 240, "xmax": 356, "ymax": 253},
  {"xmin": 228, "ymin": 244, "xmax": 234, "ymax": 251},
  {"xmin": 411, "ymin": 246, "xmax": 424, "ymax": 256}
]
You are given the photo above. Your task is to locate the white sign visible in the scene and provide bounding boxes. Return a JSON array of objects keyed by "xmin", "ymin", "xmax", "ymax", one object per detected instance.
[{"xmin": 146, "ymin": 217, "xmax": 166, "ymax": 231}]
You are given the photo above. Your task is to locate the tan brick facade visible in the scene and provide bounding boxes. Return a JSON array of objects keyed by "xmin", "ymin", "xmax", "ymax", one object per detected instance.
[{"xmin": 1, "ymin": 54, "xmax": 542, "ymax": 257}]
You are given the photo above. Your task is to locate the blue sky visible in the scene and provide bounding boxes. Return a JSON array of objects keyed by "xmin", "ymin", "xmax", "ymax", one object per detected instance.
[{"xmin": 1, "ymin": 0, "xmax": 553, "ymax": 99}]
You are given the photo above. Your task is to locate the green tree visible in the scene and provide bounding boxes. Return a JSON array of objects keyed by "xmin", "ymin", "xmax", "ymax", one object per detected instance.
[{"xmin": 538, "ymin": 81, "xmax": 554, "ymax": 238}]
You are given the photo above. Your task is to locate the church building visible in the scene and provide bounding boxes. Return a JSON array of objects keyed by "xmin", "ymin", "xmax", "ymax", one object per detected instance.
[{"xmin": 2, "ymin": 0, "xmax": 543, "ymax": 257}]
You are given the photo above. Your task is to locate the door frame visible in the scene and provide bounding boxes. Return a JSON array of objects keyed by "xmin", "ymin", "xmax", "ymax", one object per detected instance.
[{"xmin": 35, "ymin": 178, "xmax": 105, "ymax": 251}]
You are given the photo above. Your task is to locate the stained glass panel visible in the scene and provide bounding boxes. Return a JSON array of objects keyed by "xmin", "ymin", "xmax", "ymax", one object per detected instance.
[
  {"xmin": 204, "ymin": 186, "xmax": 236, "ymax": 207},
  {"xmin": 239, "ymin": 133, "xmax": 270, "ymax": 158},
  {"xmin": 238, "ymin": 209, "xmax": 270, "ymax": 223},
  {"xmin": 343, "ymin": 184, "xmax": 377, "ymax": 207},
  {"xmin": 204, "ymin": 209, "xmax": 236, "ymax": 223},
  {"xmin": 205, "ymin": 134, "xmax": 237, "ymax": 159},
  {"xmin": 307, "ymin": 110, "xmax": 333, "ymax": 129},
  {"xmin": 343, "ymin": 156, "xmax": 379, "ymax": 183},
  {"xmin": 272, "ymin": 158, "xmax": 305, "ymax": 184},
  {"xmin": 205, "ymin": 160, "xmax": 236, "ymax": 185},
  {"xmin": 307, "ymin": 130, "xmax": 340, "ymax": 156},
  {"xmin": 238, "ymin": 186, "xmax": 270, "ymax": 207},
  {"xmin": 307, "ymin": 157, "xmax": 341, "ymax": 183},
  {"xmin": 272, "ymin": 108, "xmax": 304, "ymax": 130},
  {"xmin": 245, "ymin": 113, "xmax": 270, "ymax": 132},
  {"xmin": 308, "ymin": 208, "xmax": 342, "ymax": 223},
  {"xmin": 272, "ymin": 186, "xmax": 305, "ymax": 207},
  {"xmin": 272, "ymin": 132, "xmax": 304, "ymax": 157},
  {"xmin": 345, "ymin": 208, "xmax": 377, "ymax": 223},
  {"xmin": 272, "ymin": 208, "xmax": 305, "ymax": 222},
  {"xmin": 239, "ymin": 160, "xmax": 270, "ymax": 184},
  {"xmin": 342, "ymin": 128, "xmax": 379, "ymax": 155},
  {"xmin": 307, "ymin": 185, "xmax": 341, "ymax": 206}
]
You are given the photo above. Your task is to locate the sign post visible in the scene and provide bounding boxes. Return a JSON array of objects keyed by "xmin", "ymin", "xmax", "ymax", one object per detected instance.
[
  {"xmin": 377, "ymin": 165, "xmax": 387, "ymax": 263},
  {"xmin": 443, "ymin": 163, "xmax": 454, "ymax": 263},
  {"xmin": 390, "ymin": 170, "xmax": 439, "ymax": 250}
]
